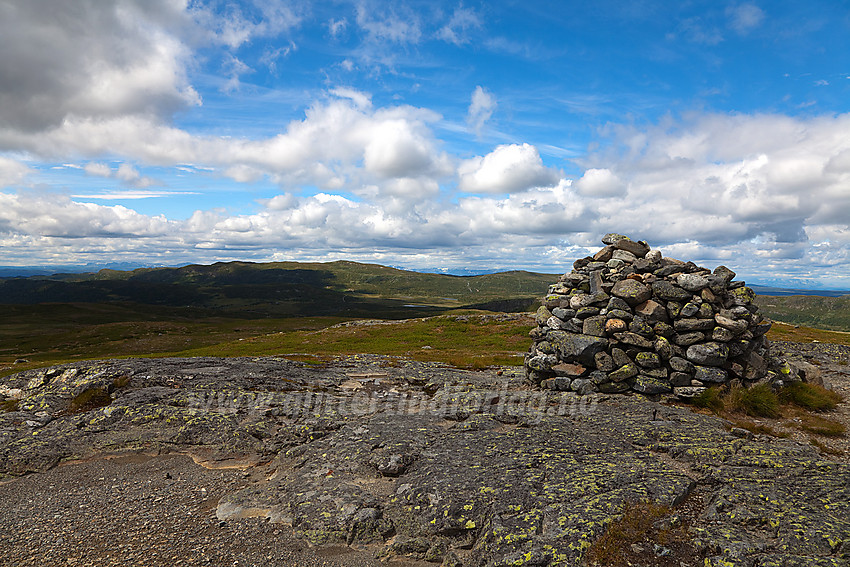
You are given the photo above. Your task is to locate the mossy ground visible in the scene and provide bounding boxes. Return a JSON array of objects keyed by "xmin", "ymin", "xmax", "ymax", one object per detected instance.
[
  {"xmin": 1, "ymin": 303, "xmax": 533, "ymax": 377},
  {"xmin": 0, "ymin": 303, "xmax": 348, "ymax": 377},
  {"xmin": 585, "ymin": 500, "xmax": 685, "ymax": 566},
  {"xmin": 767, "ymin": 321, "xmax": 850, "ymax": 346},
  {"xmin": 170, "ymin": 313, "xmax": 532, "ymax": 369},
  {"xmin": 66, "ymin": 387, "xmax": 113, "ymax": 415},
  {"xmin": 796, "ymin": 413, "xmax": 846, "ymax": 437}
]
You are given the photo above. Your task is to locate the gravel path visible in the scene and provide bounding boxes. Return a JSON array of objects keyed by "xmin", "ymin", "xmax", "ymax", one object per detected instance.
[{"xmin": 0, "ymin": 453, "xmax": 391, "ymax": 567}]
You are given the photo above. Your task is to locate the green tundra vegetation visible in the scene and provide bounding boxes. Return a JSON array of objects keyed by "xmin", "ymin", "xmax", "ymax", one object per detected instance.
[
  {"xmin": 166, "ymin": 313, "xmax": 534, "ymax": 369},
  {"xmin": 0, "ymin": 261, "xmax": 848, "ymax": 377},
  {"xmin": 0, "ymin": 260, "xmax": 552, "ymax": 314},
  {"xmin": 755, "ymin": 294, "xmax": 850, "ymax": 332},
  {"xmin": 0, "ymin": 261, "xmax": 551, "ymax": 375}
]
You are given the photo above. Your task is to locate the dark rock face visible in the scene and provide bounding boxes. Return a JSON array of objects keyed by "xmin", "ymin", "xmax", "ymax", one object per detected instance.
[
  {"xmin": 527, "ymin": 234, "xmax": 800, "ymax": 397},
  {"xmin": 2, "ymin": 353, "xmax": 849, "ymax": 566}
]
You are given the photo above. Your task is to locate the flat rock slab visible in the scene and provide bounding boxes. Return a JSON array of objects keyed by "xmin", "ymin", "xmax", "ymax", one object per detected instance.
[{"xmin": 1, "ymin": 355, "xmax": 849, "ymax": 566}]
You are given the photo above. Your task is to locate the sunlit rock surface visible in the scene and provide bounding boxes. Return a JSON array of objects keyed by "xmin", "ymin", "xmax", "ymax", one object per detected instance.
[{"xmin": 2, "ymin": 354, "xmax": 848, "ymax": 565}]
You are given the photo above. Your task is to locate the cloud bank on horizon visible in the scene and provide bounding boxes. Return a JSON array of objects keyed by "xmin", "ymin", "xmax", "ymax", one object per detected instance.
[{"xmin": 0, "ymin": 0, "xmax": 849, "ymax": 288}]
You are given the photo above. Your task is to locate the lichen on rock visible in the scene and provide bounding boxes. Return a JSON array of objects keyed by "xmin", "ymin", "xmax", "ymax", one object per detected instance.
[{"xmin": 1, "ymin": 351, "xmax": 849, "ymax": 565}]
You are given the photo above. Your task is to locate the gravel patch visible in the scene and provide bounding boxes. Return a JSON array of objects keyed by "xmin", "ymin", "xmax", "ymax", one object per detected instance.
[{"xmin": 0, "ymin": 453, "xmax": 390, "ymax": 566}]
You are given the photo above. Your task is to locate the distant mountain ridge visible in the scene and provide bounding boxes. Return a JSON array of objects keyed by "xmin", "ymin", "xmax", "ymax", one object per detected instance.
[
  {"xmin": 750, "ymin": 285, "xmax": 849, "ymax": 298},
  {"xmin": 0, "ymin": 263, "xmax": 168, "ymax": 278},
  {"xmin": 2, "ymin": 260, "xmax": 848, "ymax": 330},
  {"xmin": 0, "ymin": 260, "xmax": 555, "ymax": 318},
  {"xmin": 3, "ymin": 263, "xmax": 847, "ymax": 296}
]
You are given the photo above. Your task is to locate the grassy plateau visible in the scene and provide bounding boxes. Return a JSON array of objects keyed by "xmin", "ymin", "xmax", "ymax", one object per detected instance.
[{"xmin": 0, "ymin": 260, "xmax": 848, "ymax": 377}]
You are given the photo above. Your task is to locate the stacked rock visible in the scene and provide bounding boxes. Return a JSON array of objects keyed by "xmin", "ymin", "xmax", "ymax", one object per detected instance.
[{"xmin": 525, "ymin": 234, "xmax": 778, "ymax": 397}]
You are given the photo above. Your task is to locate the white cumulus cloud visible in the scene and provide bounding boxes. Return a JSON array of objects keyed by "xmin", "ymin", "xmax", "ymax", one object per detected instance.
[
  {"xmin": 363, "ymin": 120, "xmax": 437, "ymax": 178},
  {"xmin": 0, "ymin": 94, "xmax": 454, "ymax": 196},
  {"xmin": 574, "ymin": 168, "xmax": 626, "ymax": 197},
  {"xmin": 458, "ymin": 143, "xmax": 561, "ymax": 194},
  {"xmin": 330, "ymin": 87, "xmax": 372, "ymax": 110},
  {"xmin": 0, "ymin": 192, "xmax": 172, "ymax": 238},
  {"xmin": 575, "ymin": 111, "xmax": 850, "ymax": 284}
]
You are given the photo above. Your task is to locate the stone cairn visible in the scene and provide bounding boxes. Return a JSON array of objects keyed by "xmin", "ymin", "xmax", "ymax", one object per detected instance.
[{"xmin": 525, "ymin": 234, "xmax": 783, "ymax": 397}]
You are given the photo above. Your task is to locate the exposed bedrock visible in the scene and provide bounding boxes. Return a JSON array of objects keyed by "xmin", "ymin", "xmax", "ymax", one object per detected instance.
[{"xmin": 2, "ymin": 354, "xmax": 848, "ymax": 565}]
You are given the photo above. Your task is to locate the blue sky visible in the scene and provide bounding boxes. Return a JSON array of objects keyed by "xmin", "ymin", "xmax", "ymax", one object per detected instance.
[{"xmin": 1, "ymin": 1, "xmax": 849, "ymax": 288}]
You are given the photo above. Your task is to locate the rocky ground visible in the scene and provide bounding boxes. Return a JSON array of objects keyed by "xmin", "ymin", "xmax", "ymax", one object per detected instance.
[{"xmin": 0, "ymin": 346, "xmax": 849, "ymax": 567}]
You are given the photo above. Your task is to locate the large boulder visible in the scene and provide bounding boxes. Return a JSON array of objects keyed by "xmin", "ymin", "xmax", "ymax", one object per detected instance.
[
  {"xmin": 611, "ymin": 279, "xmax": 652, "ymax": 306},
  {"xmin": 546, "ymin": 331, "xmax": 608, "ymax": 365}
]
